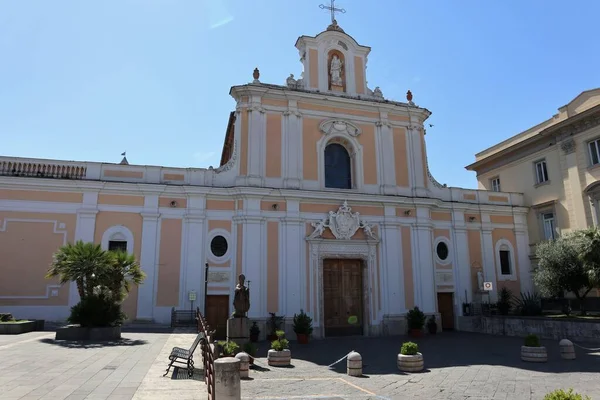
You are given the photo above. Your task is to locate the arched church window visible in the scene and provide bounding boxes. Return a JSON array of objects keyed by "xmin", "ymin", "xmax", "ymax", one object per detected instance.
[{"xmin": 325, "ymin": 143, "xmax": 352, "ymax": 189}]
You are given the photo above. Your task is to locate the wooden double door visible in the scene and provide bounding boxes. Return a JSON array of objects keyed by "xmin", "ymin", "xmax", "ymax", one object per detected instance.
[
  {"xmin": 323, "ymin": 259, "xmax": 364, "ymax": 337},
  {"xmin": 205, "ymin": 295, "xmax": 229, "ymax": 340},
  {"xmin": 436, "ymin": 292, "xmax": 455, "ymax": 331}
]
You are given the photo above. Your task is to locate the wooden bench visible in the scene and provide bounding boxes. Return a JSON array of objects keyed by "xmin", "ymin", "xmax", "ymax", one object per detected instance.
[{"xmin": 163, "ymin": 332, "xmax": 205, "ymax": 377}]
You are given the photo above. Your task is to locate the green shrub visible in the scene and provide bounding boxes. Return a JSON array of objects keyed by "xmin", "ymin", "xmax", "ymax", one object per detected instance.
[
  {"xmin": 243, "ymin": 342, "xmax": 257, "ymax": 356},
  {"xmin": 524, "ymin": 334, "xmax": 541, "ymax": 347},
  {"xmin": 406, "ymin": 307, "xmax": 426, "ymax": 330},
  {"xmin": 271, "ymin": 338, "xmax": 289, "ymax": 351},
  {"xmin": 513, "ymin": 292, "xmax": 543, "ymax": 316},
  {"xmin": 292, "ymin": 310, "xmax": 313, "ymax": 335},
  {"xmin": 400, "ymin": 341, "xmax": 419, "ymax": 355},
  {"xmin": 0, "ymin": 313, "xmax": 15, "ymax": 322},
  {"xmin": 267, "ymin": 313, "xmax": 285, "ymax": 336},
  {"xmin": 497, "ymin": 287, "xmax": 512, "ymax": 315},
  {"xmin": 68, "ymin": 294, "xmax": 125, "ymax": 327},
  {"xmin": 217, "ymin": 340, "xmax": 240, "ymax": 356},
  {"xmin": 276, "ymin": 330, "xmax": 285, "ymax": 339},
  {"xmin": 543, "ymin": 388, "xmax": 591, "ymax": 400}
]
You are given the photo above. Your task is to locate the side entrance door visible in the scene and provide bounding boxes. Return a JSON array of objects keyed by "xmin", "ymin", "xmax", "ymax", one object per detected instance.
[
  {"xmin": 205, "ymin": 295, "xmax": 229, "ymax": 339},
  {"xmin": 323, "ymin": 259, "xmax": 363, "ymax": 337},
  {"xmin": 436, "ymin": 292, "xmax": 455, "ymax": 331}
]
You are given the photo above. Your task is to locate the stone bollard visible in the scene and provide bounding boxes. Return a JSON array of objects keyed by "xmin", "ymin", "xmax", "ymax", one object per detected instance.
[
  {"xmin": 235, "ymin": 352, "xmax": 250, "ymax": 379},
  {"xmin": 559, "ymin": 339, "xmax": 576, "ymax": 360},
  {"xmin": 347, "ymin": 351, "xmax": 362, "ymax": 376},
  {"xmin": 214, "ymin": 357, "xmax": 241, "ymax": 400}
]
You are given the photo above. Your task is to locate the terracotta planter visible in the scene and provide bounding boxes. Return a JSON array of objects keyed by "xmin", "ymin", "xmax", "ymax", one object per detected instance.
[
  {"xmin": 521, "ymin": 346, "xmax": 547, "ymax": 363},
  {"xmin": 409, "ymin": 328, "xmax": 423, "ymax": 338},
  {"xmin": 296, "ymin": 333, "xmax": 309, "ymax": 344},
  {"xmin": 397, "ymin": 353, "xmax": 424, "ymax": 372},
  {"xmin": 267, "ymin": 349, "xmax": 291, "ymax": 367}
]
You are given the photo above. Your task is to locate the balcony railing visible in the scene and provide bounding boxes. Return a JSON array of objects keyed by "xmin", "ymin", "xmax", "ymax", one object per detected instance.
[{"xmin": 0, "ymin": 161, "xmax": 86, "ymax": 180}]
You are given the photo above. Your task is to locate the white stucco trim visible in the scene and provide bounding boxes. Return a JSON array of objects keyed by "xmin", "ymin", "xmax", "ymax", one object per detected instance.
[
  {"xmin": 206, "ymin": 228, "xmax": 232, "ymax": 264},
  {"xmin": 433, "ymin": 236, "xmax": 452, "ymax": 266},
  {"xmin": 101, "ymin": 225, "xmax": 134, "ymax": 254},
  {"xmin": 494, "ymin": 238, "xmax": 517, "ymax": 281}
]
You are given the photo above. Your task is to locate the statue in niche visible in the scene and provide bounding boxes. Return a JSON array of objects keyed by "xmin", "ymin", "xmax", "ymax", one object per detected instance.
[
  {"xmin": 232, "ymin": 274, "xmax": 250, "ymax": 317},
  {"xmin": 330, "ymin": 55, "xmax": 343, "ymax": 86}
]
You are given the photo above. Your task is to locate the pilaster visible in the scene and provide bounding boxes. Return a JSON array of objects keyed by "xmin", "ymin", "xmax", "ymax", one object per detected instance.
[
  {"xmin": 561, "ymin": 139, "xmax": 587, "ymax": 229},
  {"xmin": 382, "ymin": 216, "xmax": 403, "ymax": 314},
  {"xmin": 452, "ymin": 212, "xmax": 471, "ymax": 311},
  {"xmin": 71, "ymin": 200, "xmax": 98, "ymax": 307},
  {"xmin": 376, "ymin": 117, "xmax": 397, "ymax": 195},
  {"xmin": 480, "ymin": 214, "xmax": 497, "ymax": 302},
  {"xmin": 413, "ymin": 207, "xmax": 436, "ymax": 312},
  {"xmin": 514, "ymin": 213, "xmax": 533, "ymax": 293},
  {"xmin": 406, "ymin": 124, "xmax": 428, "ymax": 197},
  {"xmin": 182, "ymin": 212, "xmax": 206, "ymax": 311},
  {"xmin": 283, "ymin": 101, "xmax": 302, "ymax": 189},
  {"xmin": 246, "ymin": 100, "xmax": 266, "ymax": 186},
  {"xmin": 137, "ymin": 195, "xmax": 160, "ymax": 320}
]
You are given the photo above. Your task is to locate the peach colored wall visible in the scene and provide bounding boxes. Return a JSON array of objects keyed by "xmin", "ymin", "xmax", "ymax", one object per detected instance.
[
  {"xmin": 431, "ymin": 211, "xmax": 452, "ymax": 221},
  {"xmin": 0, "ymin": 212, "xmax": 76, "ymax": 306},
  {"xmin": 309, "ymin": 49, "xmax": 319, "ymax": 88},
  {"xmin": 393, "ymin": 128, "xmax": 410, "ymax": 187},
  {"xmin": 266, "ymin": 113, "xmax": 282, "ymax": 178},
  {"xmin": 463, "ymin": 194, "xmax": 476, "ymax": 201},
  {"xmin": 261, "ymin": 200, "xmax": 287, "ymax": 212},
  {"xmin": 94, "ymin": 211, "xmax": 142, "ymax": 321},
  {"xmin": 240, "ymin": 109, "xmax": 249, "ymax": 175},
  {"xmin": 208, "ymin": 220, "xmax": 232, "ymax": 233},
  {"xmin": 489, "ymin": 195, "xmax": 509, "ymax": 203},
  {"xmin": 163, "ymin": 173, "xmax": 184, "ymax": 181},
  {"xmin": 492, "ymin": 228, "xmax": 521, "ymax": 294},
  {"xmin": 490, "ymin": 215, "xmax": 514, "ymax": 224},
  {"xmin": 358, "ymin": 124, "xmax": 377, "ymax": 185},
  {"xmin": 262, "ymin": 98, "xmax": 287, "ymax": 107},
  {"xmin": 302, "ymin": 118, "xmax": 321, "ymax": 180},
  {"xmin": 241, "ymin": 96, "xmax": 249, "ymax": 103},
  {"xmin": 396, "ymin": 208, "xmax": 415, "ymax": 217},
  {"xmin": 467, "ymin": 230, "xmax": 483, "ymax": 293},
  {"xmin": 389, "ymin": 114, "xmax": 410, "ymax": 122},
  {"xmin": 103, "ymin": 170, "xmax": 143, "ymax": 179},
  {"xmin": 98, "ymin": 194, "xmax": 144, "ymax": 206},
  {"xmin": 156, "ymin": 219, "xmax": 182, "ymax": 307},
  {"xmin": 158, "ymin": 197, "xmax": 187, "ymax": 208},
  {"xmin": 297, "ymin": 102, "xmax": 379, "ymax": 119},
  {"xmin": 354, "ymin": 56, "xmax": 365, "ymax": 94},
  {"xmin": 0, "ymin": 189, "xmax": 82, "ymax": 203},
  {"xmin": 465, "ymin": 213, "xmax": 481, "ymax": 223},
  {"xmin": 206, "ymin": 200, "xmax": 235, "ymax": 211},
  {"xmin": 267, "ymin": 221, "xmax": 279, "ymax": 313},
  {"xmin": 402, "ymin": 226, "xmax": 414, "ymax": 309}
]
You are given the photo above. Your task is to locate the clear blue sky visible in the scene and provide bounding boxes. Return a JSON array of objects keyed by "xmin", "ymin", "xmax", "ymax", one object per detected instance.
[{"xmin": 1, "ymin": 1, "xmax": 599, "ymax": 189}]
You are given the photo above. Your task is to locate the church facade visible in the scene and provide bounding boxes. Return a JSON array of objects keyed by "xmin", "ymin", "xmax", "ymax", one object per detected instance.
[{"xmin": 0, "ymin": 21, "xmax": 532, "ymax": 338}]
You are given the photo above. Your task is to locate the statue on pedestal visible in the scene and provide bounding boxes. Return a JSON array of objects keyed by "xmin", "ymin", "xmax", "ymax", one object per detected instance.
[
  {"xmin": 233, "ymin": 274, "xmax": 250, "ymax": 318},
  {"xmin": 330, "ymin": 55, "xmax": 343, "ymax": 86}
]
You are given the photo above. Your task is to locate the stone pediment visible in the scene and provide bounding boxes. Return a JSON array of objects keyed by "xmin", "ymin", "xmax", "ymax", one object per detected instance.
[{"xmin": 307, "ymin": 201, "xmax": 377, "ymax": 240}]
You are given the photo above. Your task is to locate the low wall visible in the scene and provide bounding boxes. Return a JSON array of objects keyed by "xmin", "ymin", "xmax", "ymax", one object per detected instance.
[{"xmin": 457, "ymin": 315, "xmax": 600, "ymax": 343}]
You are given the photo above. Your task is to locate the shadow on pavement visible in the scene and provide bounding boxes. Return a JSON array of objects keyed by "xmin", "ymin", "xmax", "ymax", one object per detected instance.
[
  {"xmin": 283, "ymin": 331, "xmax": 600, "ymax": 375},
  {"xmin": 38, "ymin": 337, "xmax": 148, "ymax": 348}
]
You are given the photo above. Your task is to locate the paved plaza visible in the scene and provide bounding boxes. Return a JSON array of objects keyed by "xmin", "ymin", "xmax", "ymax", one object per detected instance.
[{"xmin": 0, "ymin": 330, "xmax": 599, "ymax": 400}]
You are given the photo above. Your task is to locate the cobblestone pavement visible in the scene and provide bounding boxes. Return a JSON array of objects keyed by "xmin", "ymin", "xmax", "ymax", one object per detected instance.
[
  {"xmin": 242, "ymin": 332, "xmax": 600, "ymax": 400},
  {"xmin": 1, "ymin": 330, "xmax": 599, "ymax": 400}
]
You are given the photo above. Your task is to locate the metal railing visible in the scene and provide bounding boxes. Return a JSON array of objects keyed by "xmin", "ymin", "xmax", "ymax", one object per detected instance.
[{"xmin": 196, "ymin": 308, "xmax": 216, "ymax": 400}]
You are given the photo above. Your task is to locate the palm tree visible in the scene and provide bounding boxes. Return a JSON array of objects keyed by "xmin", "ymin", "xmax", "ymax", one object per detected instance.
[
  {"xmin": 101, "ymin": 250, "xmax": 145, "ymax": 303},
  {"xmin": 46, "ymin": 241, "xmax": 113, "ymax": 300}
]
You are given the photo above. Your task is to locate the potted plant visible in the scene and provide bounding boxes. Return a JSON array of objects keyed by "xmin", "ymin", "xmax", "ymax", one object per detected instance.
[
  {"xmin": 249, "ymin": 322, "xmax": 260, "ymax": 342},
  {"xmin": 521, "ymin": 334, "xmax": 547, "ymax": 363},
  {"xmin": 243, "ymin": 342, "xmax": 257, "ymax": 365},
  {"xmin": 217, "ymin": 340, "xmax": 240, "ymax": 357},
  {"xmin": 292, "ymin": 309, "xmax": 313, "ymax": 344},
  {"xmin": 406, "ymin": 306, "xmax": 426, "ymax": 337},
  {"xmin": 267, "ymin": 312, "xmax": 284, "ymax": 341},
  {"xmin": 543, "ymin": 389, "xmax": 590, "ymax": 400},
  {"xmin": 397, "ymin": 341, "xmax": 424, "ymax": 372},
  {"xmin": 497, "ymin": 287, "xmax": 512, "ymax": 315},
  {"xmin": 267, "ymin": 330, "xmax": 291, "ymax": 367},
  {"xmin": 426, "ymin": 315, "xmax": 437, "ymax": 334}
]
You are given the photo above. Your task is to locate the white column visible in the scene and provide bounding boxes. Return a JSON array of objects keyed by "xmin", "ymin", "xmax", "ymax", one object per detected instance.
[
  {"xmin": 452, "ymin": 222, "xmax": 471, "ymax": 312},
  {"xmin": 413, "ymin": 207, "xmax": 436, "ymax": 312},
  {"xmin": 182, "ymin": 215, "xmax": 206, "ymax": 310},
  {"xmin": 406, "ymin": 123, "xmax": 428, "ymax": 197},
  {"xmin": 480, "ymin": 216, "xmax": 497, "ymax": 302},
  {"xmin": 562, "ymin": 140, "xmax": 587, "ymax": 229},
  {"xmin": 70, "ymin": 207, "xmax": 98, "ymax": 307},
  {"xmin": 137, "ymin": 194, "xmax": 160, "ymax": 320},
  {"xmin": 376, "ymin": 118, "xmax": 397, "ymax": 195},
  {"xmin": 382, "ymin": 218, "xmax": 403, "ymax": 314},
  {"xmin": 246, "ymin": 99, "xmax": 266, "ymax": 186},
  {"xmin": 239, "ymin": 198, "xmax": 265, "ymax": 318},
  {"xmin": 345, "ymin": 54, "xmax": 356, "ymax": 94},
  {"xmin": 514, "ymin": 212, "xmax": 533, "ymax": 293},
  {"xmin": 281, "ymin": 217, "xmax": 304, "ymax": 316},
  {"xmin": 283, "ymin": 101, "xmax": 302, "ymax": 189}
]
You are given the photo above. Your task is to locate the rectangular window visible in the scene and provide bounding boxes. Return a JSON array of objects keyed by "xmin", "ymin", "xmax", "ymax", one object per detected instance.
[
  {"xmin": 542, "ymin": 213, "xmax": 556, "ymax": 240},
  {"xmin": 499, "ymin": 250, "xmax": 511, "ymax": 275},
  {"xmin": 491, "ymin": 177, "xmax": 501, "ymax": 192},
  {"xmin": 534, "ymin": 160, "xmax": 549, "ymax": 184},
  {"xmin": 589, "ymin": 139, "xmax": 600, "ymax": 166},
  {"xmin": 108, "ymin": 240, "xmax": 127, "ymax": 252}
]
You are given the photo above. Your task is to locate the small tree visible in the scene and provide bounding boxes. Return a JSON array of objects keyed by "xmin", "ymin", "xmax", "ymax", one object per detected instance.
[
  {"xmin": 47, "ymin": 241, "xmax": 145, "ymax": 326},
  {"xmin": 534, "ymin": 232, "xmax": 598, "ymax": 315}
]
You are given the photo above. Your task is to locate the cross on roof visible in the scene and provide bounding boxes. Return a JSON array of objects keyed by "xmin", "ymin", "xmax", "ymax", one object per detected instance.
[{"xmin": 319, "ymin": 0, "xmax": 346, "ymax": 25}]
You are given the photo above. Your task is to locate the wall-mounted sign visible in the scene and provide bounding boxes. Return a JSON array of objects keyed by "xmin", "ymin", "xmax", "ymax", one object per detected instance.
[
  {"xmin": 188, "ymin": 290, "xmax": 197, "ymax": 301},
  {"xmin": 483, "ymin": 282, "xmax": 493, "ymax": 291}
]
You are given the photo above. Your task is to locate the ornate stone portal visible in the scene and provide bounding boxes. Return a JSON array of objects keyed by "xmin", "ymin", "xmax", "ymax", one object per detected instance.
[{"xmin": 308, "ymin": 201, "xmax": 377, "ymax": 240}]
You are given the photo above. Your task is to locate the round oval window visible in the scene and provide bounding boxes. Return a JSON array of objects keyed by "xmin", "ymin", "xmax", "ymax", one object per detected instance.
[
  {"xmin": 210, "ymin": 235, "xmax": 228, "ymax": 258},
  {"xmin": 436, "ymin": 242, "xmax": 449, "ymax": 261}
]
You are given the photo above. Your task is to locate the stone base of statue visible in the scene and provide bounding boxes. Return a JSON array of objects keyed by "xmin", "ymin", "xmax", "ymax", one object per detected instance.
[
  {"xmin": 227, "ymin": 317, "xmax": 249, "ymax": 345},
  {"xmin": 331, "ymin": 83, "xmax": 344, "ymax": 92}
]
